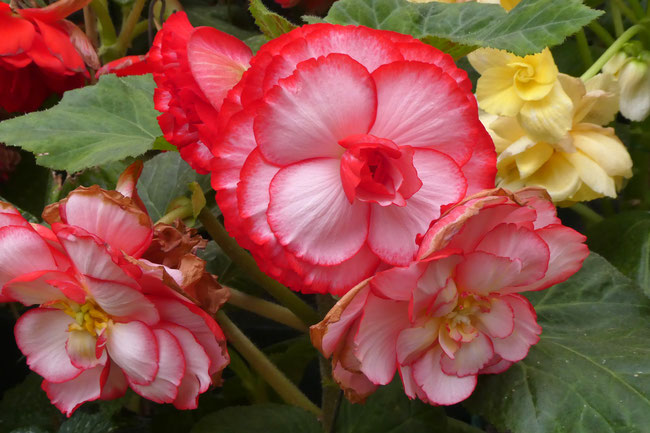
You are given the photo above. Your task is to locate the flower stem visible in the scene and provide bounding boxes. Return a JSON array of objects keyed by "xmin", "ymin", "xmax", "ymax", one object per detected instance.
[
  {"xmin": 611, "ymin": 0, "xmax": 625, "ymax": 36},
  {"xmin": 90, "ymin": 0, "xmax": 117, "ymax": 49},
  {"xmin": 198, "ymin": 208, "xmax": 320, "ymax": 326},
  {"xmin": 83, "ymin": 5, "xmax": 99, "ymax": 48},
  {"xmin": 216, "ymin": 310, "xmax": 322, "ymax": 416},
  {"xmin": 576, "ymin": 29, "xmax": 593, "ymax": 70},
  {"xmin": 581, "ymin": 23, "xmax": 646, "ymax": 81},
  {"xmin": 156, "ymin": 205, "xmax": 192, "ymax": 225},
  {"xmin": 570, "ymin": 203, "xmax": 604, "ymax": 225},
  {"xmin": 227, "ymin": 288, "xmax": 308, "ymax": 332},
  {"xmin": 628, "ymin": 0, "xmax": 646, "ymax": 19},
  {"xmin": 103, "ymin": 0, "xmax": 147, "ymax": 61},
  {"xmin": 588, "ymin": 22, "xmax": 615, "ymax": 46},
  {"xmin": 612, "ymin": 0, "xmax": 640, "ymax": 23},
  {"xmin": 317, "ymin": 294, "xmax": 341, "ymax": 433}
]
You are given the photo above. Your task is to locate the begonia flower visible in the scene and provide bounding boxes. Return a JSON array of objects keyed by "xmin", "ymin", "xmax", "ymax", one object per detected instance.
[
  {"xmin": 311, "ymin": 188, "xmax": 588, "ymax": 405},
  {"xmin": 148, "ymin": 12, "xmax": 253, "ymax": 174},
  {"xmin": 0, "ymin": 163, "xmax": 229, "ymax": 416},
  {"xmin": 485, "ymin": 74, "xmax": 633, "ymax": 204},
  {"xmin": 209, "ymin": 23, "xmax": 496, "ymax": 295},
  {"xmin": 468, "ymin": 47, "xmax": 573, "ymax": 143},
  {"xmin": 0, "ymin": 0, "xmax": 98, "ymax": 113}
]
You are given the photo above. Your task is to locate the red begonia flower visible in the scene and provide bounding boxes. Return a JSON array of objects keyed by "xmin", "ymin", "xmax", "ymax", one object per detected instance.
[
  {"xmin": 311, "ymin": 188, "xmax": 589, "ymax": 404},
  {"xmin": 0, "ymin": 163, "xmax": 229, "ymax": 416},
  {"xmin": 209, "ymin": 24, "xmax": 496, "ymax": 295},
  {"xmin": 0, "ymin": 0, "xmax": 97, "ymax": 113}
]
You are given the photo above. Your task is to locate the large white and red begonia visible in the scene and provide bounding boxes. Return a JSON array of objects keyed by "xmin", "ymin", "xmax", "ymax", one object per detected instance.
[
  {"xmin": 0, "ymin": 164, "xmax": 229, "ymax": 416},
  {"xmin": 208, "ymin": 23, "xmax": 497, "ymax": 295},
  {"xmin": 311, "ymin": 188, "xmax": 589, "ymax": 405}
]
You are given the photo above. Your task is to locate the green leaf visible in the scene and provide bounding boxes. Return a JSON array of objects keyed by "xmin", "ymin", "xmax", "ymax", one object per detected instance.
[
  {"xmin": 465, "ymin": 253, "xmax": 650, "ymax": 433},
  {"xmin": 191, "ymin": 404, "xmax": 321, "ymax": 433},
  {"xmin": 0, "ymin": 373, "xmax": 62, "ymax": 433},
  {"xmin": 588, "ymin": 211, "xmax": 650, "ymax": 297},
  {"xmin": 59, "ymin": 159, "xmax": 133, "ymax": 199},
  {"xmin": 0, "ymin": 75, "xmax": 161, "ymax": 173},
  {"xmin": 336, "ymin": 379, "xmax": 448, "ymax": 433},
  {"xmin": 249, "ymin": 0, "xmax": 298, "ymax": 40},
  {"xmin": 58, "ymin": 412, "xmax": 117, "ymax": 433},
  {"xmin": 0, "ymin": 150, "xmax": 50, "ymax": 218},
  {"xmin": 137, "ymin": 152, "xmax": 211, "ymax": 222},
  {"xmin": 324, "ymin": 0, "xmax": 602, "ymax": 57}
]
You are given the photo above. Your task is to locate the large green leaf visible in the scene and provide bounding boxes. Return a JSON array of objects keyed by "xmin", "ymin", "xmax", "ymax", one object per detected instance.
[
  {"xmin": 336, "ymin": 380, "xmax": 448, "ymax": 433},
  {"xmin": 0, "ymin": 75, "xmax": 161, "ymax": 173},
  {"xmin": 191, "ymin": 404, "xmax": 321, "ymax": 433},
  {"xmin": 323, "ymin": 0, "xmax": 602, "ymax": 57},
  {"xmin": 137, "ymin": 152, "xmax": 211, "ymax": 222},
  {"xmin": 0, "ymin": 374, "xmax": 61, "ymax": 433},
  {"xmin": 588, "ymin": 211, "xmax": 650, "ymax": 297},
  {"xmin": 466, "ymin": 253, "xmax": 650, "ymax": 433}
]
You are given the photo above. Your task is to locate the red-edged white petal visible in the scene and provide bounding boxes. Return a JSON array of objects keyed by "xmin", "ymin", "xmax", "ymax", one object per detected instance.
[
  {"xmin": 355, "ymin": 294, "xmax": 409, "ymax": 385},
  {"xmin": 412, "ymin": 346, "xmax": 477, "ymax": 405},
  {"xmin": 15, "ymin": 308, "xmax": 81, "ymax": 382},
  {"xmin": 369, "ymin": 61, "xmax": 478, "ymax": 166},
  {"xmin": 413, "ymin": 256, "xmax": 462, "ymax": 318},
  {"xmin": 479, "ymin": 356, "xmax": 513, "ymax": 374},
  {"xmin": 59, "ymin": 190, "xmax": 152, "ymax": 257},
  {"xmin": 161, "ymin": 323, "xmax": 212, "ymax": 409},
  {"xmin": 254, "ymin": 53, "xmax": 377, "ymax": 166},
  {"xmin": 0, "ymin": 226, "xmax": 57, "ymax": 287},
  {"xmin": 99, "ymin": 359, "xmax": 128, "ymax": 400},
  {"xmin": 369, "ymin": 262, "xmax": 425, "ymax": 302},
  {"xmin": 367, "ymin": 149, "xmax": 466, "ymax": 266},
  {"xmin": 319, "ymin": 284, "xmax": 370, "ymax": 357},
  {"xmin": 188, "ymin": 27, "xmax": 252, "ymax": 110},
  {"xmin": 66, "ymin": 330, "xmax": 106, "ymax": 370},
  {"xmin": 0, "ymin": 212, "xmax": 31, "ymax": 229},
  {"xmin": 130, "ymin": 328, "xmax": 185, "ymax": 403},
  {"xmin": 332, "ymin": 362, "xmax": 378, "ymax": 402},
  {"xmin": 455, "ymin": 252, "xmax": 524, "ymax": 296},
  {"xmin": 475, "ymin": 297, "xmax": 515, "ymax": 339},
  {"xmin": 268, "ymin": 158, "xmax": 370, "ymax": 266},
  {"xmin": 396, "ymin": 320, "xmax": 440, "ymax": 365},
  {"xmin": 440, "ymin": 332, "xmax": 494, "ymax": 377},
  {"xmin": 85, "ymin": 277, "xmax": 158, "ymax": 325},
  {"xmin": 514, "ymin": 225, "xmax": 589, "ymax": 293},
  {"xmin": 106, "ymin": 321, "xmax": 158, "ymax": 385},
  {"xmin": 42, "ymin": 365, "xmax": 103, "ymax": 417},
  {"xmin": 150, "ymin": 297, "xmax": 229, "ymax": 376},
  {"xmin": 3, "ymin": 270, "xmax": 84, "ymax": 306},
  {"xmin": 460, "ymin": 127, "xmax": 497, "ymax": 195},
  {"xmin": 492, "ymin": 295, "xmax": 541, "ymax": 362}
]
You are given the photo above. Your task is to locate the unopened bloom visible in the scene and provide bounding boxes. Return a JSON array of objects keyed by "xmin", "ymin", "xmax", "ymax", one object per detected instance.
[
  {"xmin": 311, "ymin": 188, "xmax": 588, "ymax": 405},
  {"xmin": 486, "ymin": 74, "xmax": 633, "ymax": 204},
  {"xmin": 1, "ymin": 163, "xmax": 229, "ymax": 416},
  {"xmin": 0, "ymin": 0, "xmax": 98, "ymax": 113},
  {"xmin": 209, "ymin": 23, "xmax": 496, "ymax": 295},
  {"xmin": 468, "ymin": 47, "xmax": 573, "ymax": 143},
  {"xmin": 603, "ymin": 47, "xmax": 650, "ymax": 122}
]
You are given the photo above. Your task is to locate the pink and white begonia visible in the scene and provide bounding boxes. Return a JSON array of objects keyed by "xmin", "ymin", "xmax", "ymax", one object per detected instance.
[
  {"xmin": 209, "ymin": 23, "xmax": 497, "ymax": 295},
  {"xmin": 0, "ymin": 163, "xmax": 229, "ymax": 416},
  {"xmin": 311, "ymin": 188, "xmax": 589, "ymax": 405}
]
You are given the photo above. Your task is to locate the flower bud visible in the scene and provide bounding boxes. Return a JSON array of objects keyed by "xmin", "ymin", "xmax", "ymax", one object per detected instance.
[{"xmin": 618, "ymin": 55, "xmax": 650, "ymax": 121}]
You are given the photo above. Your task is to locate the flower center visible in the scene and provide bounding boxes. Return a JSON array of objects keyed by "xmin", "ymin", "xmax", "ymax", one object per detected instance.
[
  {"xmin": 60, "ymin": 299, "xmax": 110, "ymax": 337},
  {"xmin": 442, "ymin": 294, "xmax": 490, "ymax": 344},
  {"xmin": 510, "ymin": 61, "xmax": 535, "ymax": 83},
  {"xmin": 338, "ymin": 134, "xmax": 422, "ymax": 206}
]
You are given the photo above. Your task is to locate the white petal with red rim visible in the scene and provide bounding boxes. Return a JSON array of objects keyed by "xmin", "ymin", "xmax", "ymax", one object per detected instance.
[
  {"xmin": 412, "ymin": 346, "xmax": 477, "ymax": 405},
  {"xmin": 475, "ymin": 297, "xmax": 515, "ymax": 339},
  {"xmin": 355, "ymin": 294, "xmax": 409, "ymax": 385},
  {"xmin": 455, "ymin": 252, "xmax": 524, "ymax": 296},
  {"xmin": 440, "ymin": 332, "xmax": 494, "ymax": 377},
  {"xmin": 100, "ymin": 359, "xmax": 128, "ymax": 400},
  {"xmin": 0, "ymin": 226, "xmax": 57, "ymax": 287},
  {"xmin": 396, "ymin": 320, "xmax": 440, "ymax": 365},
  {"xmin": 161, "ymin": 323, "xmax": 211, "ymax": 393},
  {"xmin": 85, "ymin": 277, "xmax": 158, "ymax": 325},
  {"xmin": 367, "ymin": 149, "xmax": 466, "ymax": 266},
  {"xmin": 268, "ymin": 157, "xmax": 370, "ymax": 266},
  {"xmin": 42, "ymin": 365, "xmax": 104, "ymax": 417},
  {"xmin": 66, "ymin": 330, "xmax": 107, "ymax": 370},
  {"xmin": 3, "ymin": 270, "xmax": 84, "ymax": 306},
  {"xmin": 254, "ymin": 53, "xmax": 377, "ymax": 166},
  {"xmin": 492, "ymin": 295, "xmax": 542, "ymax": 362},
  {"xmin": 106, "ymin": 321, "xmax": 158, "ymax": 385},
  {"xmin": 130, "ymin": 328, "xmax": 185, "ymax": 403},
  {"xmin": 370, "ymin": 263, "xmax": 425, "ymax": 302}
]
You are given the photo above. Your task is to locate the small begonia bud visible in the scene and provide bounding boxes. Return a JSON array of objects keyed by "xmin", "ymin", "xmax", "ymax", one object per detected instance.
[{"xmin": 618, "ymin": 54, "xmax": 650, "ymax": 121}]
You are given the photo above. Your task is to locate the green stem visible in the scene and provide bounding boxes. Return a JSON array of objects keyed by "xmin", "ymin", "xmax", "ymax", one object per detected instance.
[
  {"xmin": 629, "ymin": 0, "xmax": 646, "ymax": 19},
  {"xmin": 611, "ymin": 0, "xmax": 625, "ymax": 36},
  {"xmin": 90, "ymin": 0, "xmax": 117, "ymax": 48},
  {"xmin": 156, "ymin": 205, "xmax": 192, "ymax": 225},
  {"xmin": 446, "ymin": 418, "xmax": 487, "ymax": 433},
  {"xmin": 132, "ymin": 20, "xmax": 149, "ymax": 40},
  {"xmin": 317, "ymin": 295, "xmax": 340, "ymax": 433},
  {"xmin": 227, "ymin": 288, "xmax": 308, "ymax": 332},
  {"xmin": 612, "ymin": 0, "xmax": 640, "ymax": 23},
  {"xmin": 576, "ymin": 29, "xmax": 593, "ymax": 70},
  {"xmin": 198, "ymin": 208, "xmax": 320, "ymax": 326},
  {"xmin": 589, "ymin": 21, "xmax": 616, "ymax": 46},
  {"xmin": 570, "ymin": 203, "xmax": 604, "ymax": 225},
  {"xmin": 216, "ymin": 310, "xmax": 322, "ymax": 416},
  {"xmin": 581, "ymin": 23, "xmax": 646, "ymax": 81},
  {"xmin": 106, "ymin": 0, "xmax": 147, "ymax": 61}
]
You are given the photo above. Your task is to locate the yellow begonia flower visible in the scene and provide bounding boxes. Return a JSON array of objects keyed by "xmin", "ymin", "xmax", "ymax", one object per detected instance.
[
  {"xmin": 469, "ymin": 47, "xmax": 573, "ymax": 144},
  {"xmin": 483, "ymin": 74, "xmax": 632, "ymax": 205}
]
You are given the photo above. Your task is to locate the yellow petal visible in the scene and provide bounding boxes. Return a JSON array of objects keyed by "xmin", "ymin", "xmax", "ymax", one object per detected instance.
[
  {"xmin": 571, "ymin": 125, "xmax": 633, "ymax": 177},
  {"xmin": 500, "ymin": 0, "xmax": 520, "ymax": 11},
  {"xmin": 522, "ymin": 48, "xmax": 558, "ymax": 85},
  {"xmin": 514, "ymin": 78, "xmax": 554, "ymax": 101},
  {"xmin": 518, "ymin": 81, "xmax": 573, "ymax": 143},
  {"xmin": 476, "ymin": 66, "xmax": 524, "ymax": 116},
  {"xmin": 514, "ymin": 142, "xmax": 554, "ymax": 178},
  {"xmin": 562, "ymin": 151, "xmax": 617, "ymax": 197},
  {"xmin": 564, "ymin": 183, "xmax": 604, "ymax": 205},
  {"xmin": 526, "ymin": 153, "xmax": 581, "ymax": 202},
  {"xmin": 468, "ymin": 47, "xmax": 517, "ymax": 74},
  {"xmin": 489, "ymin": 115, "xmax": 527, "ymax": 143},
  {"xmin": 578, "ymin": 74, "xmax": 620, "ymax": 125}
]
